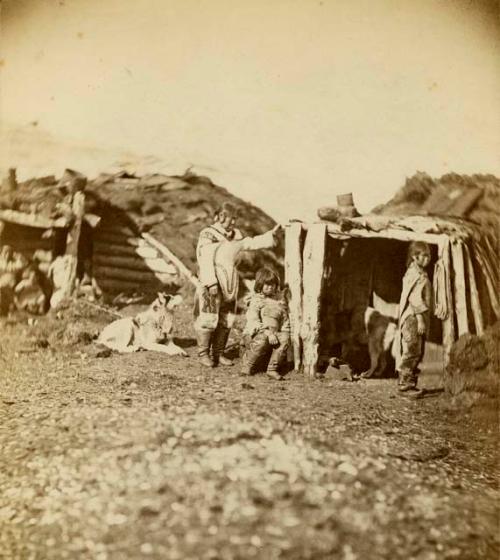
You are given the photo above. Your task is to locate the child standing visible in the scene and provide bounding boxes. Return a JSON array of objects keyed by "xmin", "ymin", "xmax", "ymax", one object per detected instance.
[
  {"xmin": 396, "ymin": 241, "xmax": 432, "ymax": 395},
  {"xmin": 240, "ymin": 267, "xmax": 291, "ymax": 380}
]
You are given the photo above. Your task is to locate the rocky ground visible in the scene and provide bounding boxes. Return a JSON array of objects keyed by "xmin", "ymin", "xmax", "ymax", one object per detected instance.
[{"xmin": 0, "ymin": 299, "xmax": 498, "ymax": 560}]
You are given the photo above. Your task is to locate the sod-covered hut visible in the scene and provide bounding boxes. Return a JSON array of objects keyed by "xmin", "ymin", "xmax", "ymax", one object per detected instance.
[
  {"xmin": 285, "ymin": 214, "xmax": 499, "ymax": 377},
  {"xmin": 0, "ymin": 168, "xmax": 282, "ymax": 309}
]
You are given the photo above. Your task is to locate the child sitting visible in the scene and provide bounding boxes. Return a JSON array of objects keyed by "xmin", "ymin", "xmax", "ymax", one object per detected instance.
[
  {"xmin": 396, "ymin": 241, "xmax": 432, "ymax": 395},
  {"xmin": 240, "ymin": 267, "xmax": 291, "ymax": 380}
]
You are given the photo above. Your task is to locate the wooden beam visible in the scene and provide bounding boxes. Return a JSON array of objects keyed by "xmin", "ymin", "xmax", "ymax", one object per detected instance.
[
  {"xmin": 98, "ymin": 224, "xmax": 136, "ymax": 236},
  {"xmin": 324, "ymin": 223, "xmax": 446, "ymax": 245},
  {"xmin": 94, "ymin": 240, "xmax": 158, "ymax": 259},
  {"xmin": 450, "ymin": 240, "xmax": 469, "ymax": 337},
  {"xmin": 94, "ymin": 278, "xmax": 148, "ymax": 293},
  {"xmin": 0, "ymin": 209, "xmax": 70, "ymax": 229},
  {"xmin": 301, "ymin": 223, "xmax": 327, "ymax": 378},
  {"xmin": 62, "ymin": 191, "xmax": 86, "ymax": 299},
  {"xmin": 142, "ymin": 232, "xmax": 201, "ymax": 288},
  {"xmin": 474, "ymin": 244, "xmax": 500, "ymax": 320},
  {"xmin": 440, "ymin": 239, "xmax": 455, "ymax": 364},
  {"xmin": 93, "ymin": 254, "xmax": 177, "ymax": 275},
  {"xmin": 463, "ymin": 244, "xmax": 484, "ymax": 336},
  {"xmin": 94, "ymin": 233, "xmax": 142, "ymax": 247},
  {"xmin": 94, "ymin": 265, "xmax": 178, "ymax": 284},
  {"xmin": 285, "ymin": 222, "xmax": 304, "ymax": 371}
]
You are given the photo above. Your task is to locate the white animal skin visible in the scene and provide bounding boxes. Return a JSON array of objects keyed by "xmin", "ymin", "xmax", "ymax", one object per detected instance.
[{"xmin": 98, "ymin": 293, "xmax": 187, "ymax": 355}]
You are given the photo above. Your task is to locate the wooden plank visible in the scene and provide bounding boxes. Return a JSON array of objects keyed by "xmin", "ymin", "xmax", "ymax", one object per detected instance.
[
  {"xmin": 0, "ymin": 209, "xmax": 70, "ymax": 229},
  {"xmin": 94, "ymin": 265, "xmax": 178, "ymax": 284},
  {"xmin": 0, "ymin": 238, "xmax": 54, "ymax": 252},
  {"xmin": 474, "ymin": 245, "xmax": 500, "ymax": 320},
  {"xmin": 324, "ymin": 222, "xmax": 445, "ymax": 245},
  {"xmin": 62, "ymin": 191, "xmax": 85, "ymax": 299},
  {"xmin": 94, "ymin": 232, "xmax": 142, "ymax": 246},
  {"xmin": 93, "ymin": 254, "xmax": 177, "ymax": 275},
  {"xmin": 476, "ymin": 240, "xmax": 499, "ymax": 289},
  {"xmin": 301, "ymin": 223, "xmax": 327, "ymax": 378},
  {"xmin": 97, "ymin": 224, "xmax": 136, "ymax": 236},
  {"xmin": 463, "ymin": 244, "xmax": 484, "ymax": 336},
  {"xmin": 440, "ymin": 240, "xmax": 455, "ymax": 364},
  {"xmin": 93, "ymin": 240, "xmax": 156, "ymax": 257},
  {"xmin": 284, "ymin": 222, "xmax": 304, "ymax": 371},
  {"xmin": 450, "ymin": 240, "xmax": 469, "ymax": 337},
  {"xmin": 142, "ymin": 232, "xmax": 201, "ymax": 288},
  {"xmin": 95, "ymin": 278, "xmax": 160, "ymax": 293}
]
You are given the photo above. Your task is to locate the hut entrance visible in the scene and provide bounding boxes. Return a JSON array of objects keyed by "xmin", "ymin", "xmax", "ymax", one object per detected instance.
[{"xmin": 318, "ymin": 236, "xmax": 442, "ymax": 374}]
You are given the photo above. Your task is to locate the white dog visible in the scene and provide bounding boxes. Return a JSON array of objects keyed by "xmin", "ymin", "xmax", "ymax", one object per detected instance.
[{"xmin": 98, "ymin": 293, "xmax": 187, "ymax": 355}]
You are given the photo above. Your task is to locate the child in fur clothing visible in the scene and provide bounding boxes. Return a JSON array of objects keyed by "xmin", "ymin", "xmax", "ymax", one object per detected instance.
[
  {"xmin": 240, "ymin": 267, "xmax": 291, "ymax": 379},
  {"xmin": 396, "ymin": 241, "xmax": 432, "ymax": 394}
]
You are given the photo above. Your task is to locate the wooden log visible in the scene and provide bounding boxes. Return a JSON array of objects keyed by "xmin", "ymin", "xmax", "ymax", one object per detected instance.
[
  {"xmin": 439, "ymin": 240, "xmax": 455, "ymax": 364},
  {"xmin": 0, "ymin": 209, "xmax": 70, "ymax": 229},
  {"xmin": 474, "ymin": 245, "xmax": 500, "ymax": 319},
  {"xmin": 325, "ymin": 223, "xmax": 445, "ymax": 245},
  {"xmin": 97, "ymin": 224, "xmax": 136, "ymax": 236},
  {"xmin": 94, "ymin": 254, "xmax": 150, "ymax": 271},
  {"xmin": 95, "ymin": 265, "xmax": 179, "ymax": 284},
  {"xmin": 2, "ymin": 239, "xmax": 54, "ymax": 252},
  {"xmin": 94, "ymin": 232, "xmax": 141, "ymax": 246},
  {"xmin": 93, "ymin": 254, "xmax": 177, "ymax": 275},
  {"xmin": 62, "ymin": 191, "xmax": 85, "ymax": 298},
  {"xmin": 463, "ymin": 244, "xmax": 484, "ymax": 336},
  {"xmin": 301, "ymin": 223, "xmax": 327, "ymax": 378},
  {"xmin": 450, "ymin": 240, "xmax": 469, "ymax": 337},
  {"xmin": 95, "ymin": 274, "xmax": 179, "ymax": 293},
  {"xmin": 142, "ymin": 232, "xmax": 201, "ymax": 288},
  {"xmin": 285, "ymin": 222, "xmax": 304, "ymax": 371},
  {"xmin": 95, "ymin": 278, "xmax": 158, "ymax": 293},
  {"xmin": 94, "ymin": 241, "xmax": 158, "ymax": 259},
  {"xmin": 475, "ymin": 242, "xmax": 499, "ymax": 294}
]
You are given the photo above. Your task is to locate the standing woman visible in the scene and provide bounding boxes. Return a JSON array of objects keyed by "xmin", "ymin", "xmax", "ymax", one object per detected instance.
[{"xmin": 194, "ymin": 202, "xmax": 280, "ymax": 367}]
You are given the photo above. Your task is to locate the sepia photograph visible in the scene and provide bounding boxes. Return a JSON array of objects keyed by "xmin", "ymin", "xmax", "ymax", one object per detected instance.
[{"xmin": 0, "ymin": 0, "xmax": 499, "ymax": 558}]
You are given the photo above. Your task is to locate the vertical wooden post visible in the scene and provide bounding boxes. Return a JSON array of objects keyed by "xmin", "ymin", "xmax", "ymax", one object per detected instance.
[
  {"xmin": 463, "ymin": 244, "xmax": 484, "ymax": 336},
  {"xmin": 440, "ymin": 239, "xmax": 455, "ymax": 364},
  {"xmin": 450, "ymin": 240, "xmax": 469, "ymax": 337},
  {"xmin": 285, "ymin": 222, "xmax": 304, "ymax": 372},
  {"xmin": 62, "ymin": 189, "xmax": 86, "ymax": 299},
  {"xmin": 301, "ymin": 223, "xmax": 327, "ymax": 378}
]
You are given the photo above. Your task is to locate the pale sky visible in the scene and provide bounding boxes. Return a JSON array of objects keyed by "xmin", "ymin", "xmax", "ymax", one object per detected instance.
[{"xmin": 1, "ymin": 0, "xmax": 499, "ymax": 222}]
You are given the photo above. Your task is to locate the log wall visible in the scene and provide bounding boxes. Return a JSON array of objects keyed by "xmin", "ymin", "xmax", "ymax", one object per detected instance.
[{"xmin": 93, "ymin": 222, "xmax": 182, "ymax": 295}]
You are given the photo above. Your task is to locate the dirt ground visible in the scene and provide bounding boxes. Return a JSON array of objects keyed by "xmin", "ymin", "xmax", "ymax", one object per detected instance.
[{"xmin": 0, "ymin": 299, "xmax": 498, "ymax": 560}]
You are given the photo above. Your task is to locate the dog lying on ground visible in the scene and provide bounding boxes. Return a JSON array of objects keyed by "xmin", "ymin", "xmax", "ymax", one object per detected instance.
[
  {"xmin": 360, "ymin": 307, "xmax": 397, "ymax": 378},
  {"xmin": 97, "ymin": 293, "xmax": 187, "ymax": 355}
]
